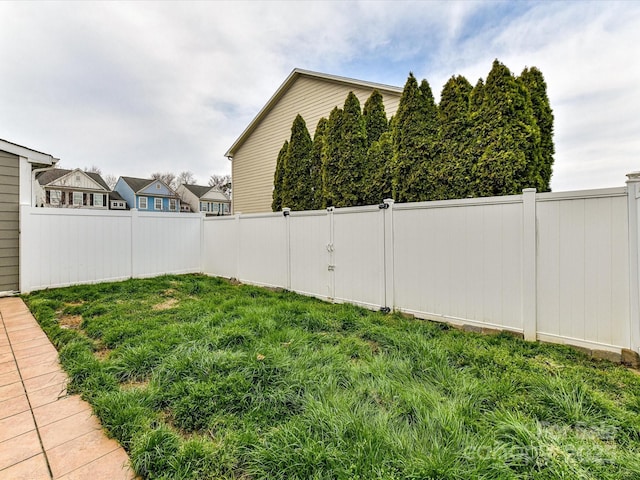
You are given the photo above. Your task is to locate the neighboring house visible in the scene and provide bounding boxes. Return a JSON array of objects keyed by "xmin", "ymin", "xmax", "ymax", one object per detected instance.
[
  {"xmin": 0, "ymin": 138, "xmax": 58, "ymax": 294},
  {"xmin": 224, "ymin": 68, "xmax": 403, "ymax": 214},
  {"xmin": 35, "ymin": 168, "xmax": 110, "ymax": 209},
  {"xmin": 109, "ymin": 190, "xmax": 128, "ymax": 210},
  {"xmin": 176, "ymin": 184, "xmax": 231, "ymax": 216},
  {"xmin": 114, "ymin": 176, "xmax": 181, "ymax": 212}
]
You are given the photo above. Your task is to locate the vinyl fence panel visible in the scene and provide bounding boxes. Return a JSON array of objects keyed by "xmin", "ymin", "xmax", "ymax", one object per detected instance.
[
  {"xmin": 20, "ymin": 207, "xmax": 202, "ymax": 292},
  {"xmin": 20, "ymin": 207, "xmax": 132, "ymax": 291},
  {"xmin": 132, "ymin": 210, "xmax": 202, "ymax": 278},
  {"xmin": 536, "ymin": 189, "xmax": 630, "ymax": 351},
  {"xmin": 289, "ymin": 210, "xmax": 331, "ymax": 300},
  {"xmin": 332, "ymin": 206, "xmax": 386, "ymax": 309},
  {"xmin": 392, "ymin": 197, "xmax": 524, "ymax": 333},
  {"xmin": 237, "ymin": 213, "xmax": 288, "ymax": 288},
  {"xmin": 203, "ymin": 215, "xmax": 238, "ymax": 278}
]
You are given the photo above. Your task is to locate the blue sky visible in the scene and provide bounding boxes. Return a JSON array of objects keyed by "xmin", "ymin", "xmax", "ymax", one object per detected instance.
[{"xmin": 1, "ymin": 1, "xmax": 638, "ymax": 191}]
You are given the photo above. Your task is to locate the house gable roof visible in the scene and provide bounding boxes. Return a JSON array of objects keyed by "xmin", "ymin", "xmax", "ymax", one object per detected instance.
[
  {"xmin": 0, "ymin": 138, "xmax": 59, "ymax": 165},
  {"xmin": 36, "ymin": 168, "xmax": 110, "ymax": 191},
  {"xmin": 109, "ymin": 190, "xmax": 125, "ymax": 201},
  {"xmin": 183, "ymin": 184, "xmax": 230, "ymax": 202},
  {"xmin": 120, "ymin": 177, "xmax": 179, "ymax": 198},
  {"xmin": 224, "ymin": 68, "xmax": 403, "ymax": 158},
  {"xmin": 119, "ymin": 176, "xmax": 154, "ymax": 193}
]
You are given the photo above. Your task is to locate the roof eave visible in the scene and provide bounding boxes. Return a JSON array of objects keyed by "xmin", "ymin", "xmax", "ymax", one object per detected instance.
[{"xmin": 0, "ymin": 138, "xmax": 59, "ymax": 166}]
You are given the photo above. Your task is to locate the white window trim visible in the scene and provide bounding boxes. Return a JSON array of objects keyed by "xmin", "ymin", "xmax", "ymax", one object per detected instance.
[
  {"xmin": 169, "ymin": 199, "xmax": 176, "ymax": 211},
  {"xmin": 139, "ymin": 196, "xmax": 147, "ymax": 209},
  {"xmin": 155, "ymin": 197, "xmax": 162, "ymax": 210},
  {"xmin": 73, "ymin": 192, "xmax": 83, "ymax": 206},
  {"xmin": 93, "ymin": 193, "xmax": 103, "ymax": 207}
]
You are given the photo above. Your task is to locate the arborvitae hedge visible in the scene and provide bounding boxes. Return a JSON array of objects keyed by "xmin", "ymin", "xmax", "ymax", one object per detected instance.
[
  {"xmin": 322, "ymin": 107, "xmax": 344, "ymax": 208},
  {"xmin": 271, "ymin": 140, "xmax": 288, "ymax": 211},
  {"xmin": 273, "ymin": 60, "xmax": 554, "ymax": 211},
  {"xmin": 280, "ymin": 114, "xmax": 312, "ymax": 210},
  {"xmin": 363, "ymin": 89, "xmax": 388, "ymax": 147},
  {"xmin": 309, "ymin": 117, "xmax": 328, "ymax": 209},
  {"xmin": 519, "ymin": 66, "xmax": 554, "ymax": 192}
]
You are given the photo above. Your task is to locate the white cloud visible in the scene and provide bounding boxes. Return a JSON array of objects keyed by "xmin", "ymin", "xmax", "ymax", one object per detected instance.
[{"xmin": 0, "ymin": 1, "xmax": 638, "ymax": 191}]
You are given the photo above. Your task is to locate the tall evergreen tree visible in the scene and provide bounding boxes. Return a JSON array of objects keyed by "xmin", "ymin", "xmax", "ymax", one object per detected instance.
[
  {"xmin": 363, "ymin": 89, "xmax": 388, "ymax": 147},
  {"xmin": 412, "ymin": 79, "xmax": 439, "ymax": 201},
  {"xmin": 323, "ymin": 107, "xmax": 343, "ymax": 207},
  {"xmin": 309, "ymin": 117, "xmax": 328, "ymax": 209},
  {"xmin": 336, "ymin": 92, "xmax": 368, "ymax": 207},
  {"xmin": 392, "ymin": 73, "xmax": 422, "ymax": 202},
  {"xmin": 281, "ymin": 114, "xmax": 313, "ymax": 210},
  {"xmin": 363, "ymin": 131, "xmax": 394, "ymax": 205},
  {"xmin": 519, "ymin": 67, "xmax": 554, "ymax": 191},
  {"xmin": 437, "ymin": 75, "xmax": 473, "ymax": 199},
  {"xmin": 392, "ymin": 73, "xmax": 438, "ymax": 202},
  {"xmin": 470, "ymin": 60, "xmax": 540, "ymax": 197},
  {"xmin": 272, "ymin": 140, "xmax": 289, "ymax": 211}
]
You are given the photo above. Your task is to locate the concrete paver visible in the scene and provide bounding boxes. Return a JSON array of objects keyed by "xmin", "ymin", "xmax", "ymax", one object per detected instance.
[{"xmin": 0, "ymin": 297, "xmax": 137, "ymax": 479}]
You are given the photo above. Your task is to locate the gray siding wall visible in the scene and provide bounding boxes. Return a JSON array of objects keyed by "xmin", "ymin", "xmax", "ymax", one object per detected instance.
[{"xmin": 0, "ymin": 151, "xmax": 19, "ymax": 292}]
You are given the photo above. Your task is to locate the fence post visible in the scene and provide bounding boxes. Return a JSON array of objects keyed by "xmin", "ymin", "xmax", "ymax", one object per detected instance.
[
  {"xmin": 522, "ymin": 188, "xmax": 537, "ymax": 341},
  {"xmin": 234, "ymin": 212, "xmax": 241, "ymax": 281},
  {"xmin": 327, "ymin": 206, "xmax": 335, "ymax": 301},
  {"xmin": 200, "ymin": 212, "xmax": 206, "ymax": 274},
  {"xmin": 382, "ymin": 199, "xmax": 395, "ymax": 312},
  {"xmin": 626, "ymin": 173, "xmax": 640, "ymax": 356},
  {"xmin": 130, "ymin": 208, "xmax": 138, "ymax": 279},
  {"xmin": 282, "ymin": 208, "xmax": 291, "ymax": 290}
]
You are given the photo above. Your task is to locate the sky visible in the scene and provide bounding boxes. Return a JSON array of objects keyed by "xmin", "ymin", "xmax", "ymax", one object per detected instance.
[{"xmin": 1, "ymin": 1, "xmax": 638, "ymax": 191}]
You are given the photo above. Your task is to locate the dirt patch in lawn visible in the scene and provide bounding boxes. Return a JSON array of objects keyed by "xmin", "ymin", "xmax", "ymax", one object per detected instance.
[
  {"xmin": 153, "ymin": 298, "xmax": 179, "ymax": 310},
  {"xmin": 59, "ymin": 315, "xmax": 83, "ymax": 330},
  {"xmin": 122, "ymin": 379, "xmax": 150, "ymax": 390},
  {"xmin": 64, "ymin": 301, "xmax": 85, "ymax": 307}
]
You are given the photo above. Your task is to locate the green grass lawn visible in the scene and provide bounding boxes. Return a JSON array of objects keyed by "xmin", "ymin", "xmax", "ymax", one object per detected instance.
[{"xmin": 24, "ymin": 274, "xmax": 640, "ymax": 479}]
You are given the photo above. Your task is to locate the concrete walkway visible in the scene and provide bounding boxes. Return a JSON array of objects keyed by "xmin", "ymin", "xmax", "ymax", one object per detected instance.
[{"xmin": 0, "ymin": 297, "xmax": 136, "ymax": 479}]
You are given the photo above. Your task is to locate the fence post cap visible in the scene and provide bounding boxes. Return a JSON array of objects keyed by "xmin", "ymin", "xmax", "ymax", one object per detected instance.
[
  {"xmin": 383, "ymin": 198, "xmax": 395, "ymax": 206},
  {"xmin": 626, "ymin": 172, "xmax": 640, "ymax": 182}
]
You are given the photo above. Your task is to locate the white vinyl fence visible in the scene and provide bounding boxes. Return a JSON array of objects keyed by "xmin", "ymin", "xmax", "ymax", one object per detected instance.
[
  {"xmin": 20, "ymin": 207, "xmax": 203, "ymax": 292},
  {"xmin": 19, "ymin": 175, "xmax": 640, "ymax": 358},
  {"xmin": 203, "ymin": 180, "xmax": 640, "ymax": 356}
]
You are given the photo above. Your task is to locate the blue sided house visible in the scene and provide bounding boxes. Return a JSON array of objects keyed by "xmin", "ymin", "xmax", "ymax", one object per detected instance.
[{"xmin": 114, "ymin": 176, "xmax": 181, "ymax": 212}]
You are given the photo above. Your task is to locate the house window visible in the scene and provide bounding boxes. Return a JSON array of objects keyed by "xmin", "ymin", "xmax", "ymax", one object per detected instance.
[
  {"xmin": 156, "ymin": 183, "xmax": 161, "ymax": 189},
  {"xmin": 73, "ymin": 192, "xmax": 83, "ymax": 206},
  {"xmin": 94, "ymin": 194, "xmax": 103, "ymax": 207},
  {"xmin": 139, "ymin": 197, "xmax": 147, "ymax": 209},
  {"xmin": 155, "ymin": 197, "xmax": 162, "ymax": 210},
  {"xmin": 169, "ymin": 199, "xmax": 176, "ymax": 211},
  {"xmin": 49, "ymin": 190, "xmax": 61, "ymax": 206}
]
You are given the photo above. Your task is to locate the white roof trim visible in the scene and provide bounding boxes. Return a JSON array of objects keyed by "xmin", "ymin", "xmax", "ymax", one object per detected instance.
[
  {"xmin": 224, "ymin": 68, "xmax": 403, "ymax": 158},
  {"xmin": 0, "ymin": 138, "xmax": 59, "ymax": 165}
]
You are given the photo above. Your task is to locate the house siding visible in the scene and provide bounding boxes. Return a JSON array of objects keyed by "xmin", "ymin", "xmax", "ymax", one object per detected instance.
[
  {"xmin": 0, "ymin": 151, "xmax": 19, "ymax": 292},
  {"xmin": 114, "ymin": 178, "xmax": 136, "ymax": 209},
  {"xmin": 232, "ymin": 75, "xmax": 401, "ymax": 214}
]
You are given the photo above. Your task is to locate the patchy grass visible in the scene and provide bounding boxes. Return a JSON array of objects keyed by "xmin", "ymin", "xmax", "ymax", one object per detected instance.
[{"xmin": 24, "ymin": 274, "xmax": 640, "ymax": 479}]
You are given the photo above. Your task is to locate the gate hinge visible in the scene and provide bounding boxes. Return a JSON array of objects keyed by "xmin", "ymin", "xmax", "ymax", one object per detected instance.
[
  {"xmin": 380, "ymin": 306, "xmax": 391, "ymax": 314},
  {"xmin": 378, "ymin": 203, "xmax": 389, "ymax": 209}
]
